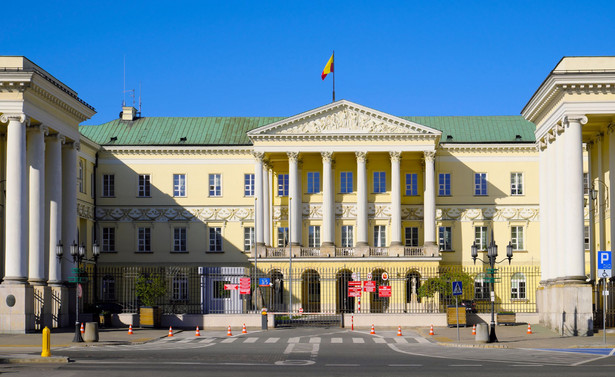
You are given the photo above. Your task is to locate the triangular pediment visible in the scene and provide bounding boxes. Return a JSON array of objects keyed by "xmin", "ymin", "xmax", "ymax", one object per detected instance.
[{"xmin": 247, "ymin": 100, "xmax": 441, "ymax": 139}]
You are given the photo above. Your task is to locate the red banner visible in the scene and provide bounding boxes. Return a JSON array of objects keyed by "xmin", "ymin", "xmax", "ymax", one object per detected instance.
[
  {"xmin": 348, "ymin": 287, "xmax": 362, "ymax": 297},
  {"xmin": 224, "ymin": 284, "xmax": 238, "ymax": 290},
  {"xmin": 378, "ymin": 285, "xmax": 392, "ymax": 297},
  {"xmin": 363, "ymin": 281, "xmax": 376, "ymax": 292}
]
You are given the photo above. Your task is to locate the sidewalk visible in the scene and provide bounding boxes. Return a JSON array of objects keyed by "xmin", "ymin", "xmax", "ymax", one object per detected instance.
[{"xmin": 415, "ymin": 323, "xmax": 615, "ymax": 349}]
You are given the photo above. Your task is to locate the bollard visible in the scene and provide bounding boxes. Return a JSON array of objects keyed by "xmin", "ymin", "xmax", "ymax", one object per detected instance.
[
  {"xmin": 475, "ymin": 323, "xmax": 489, "ymax": 343},
  {"xmin": 261, "ymin": 308, "xmax": 268, "ymax": 330},
  {"xmin": 41, "ymin": 326, "xmax": 51, "ymax": 357}
]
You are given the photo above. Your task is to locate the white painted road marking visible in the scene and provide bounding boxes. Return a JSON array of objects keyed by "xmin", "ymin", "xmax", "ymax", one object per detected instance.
[
  {"xmin": 331, "ymin": 337, "xmax": 343, "ymax": 343},
  {"xmin": 352, "ymin": 338, "xmax": 365, "ymax": 343},
  {"xmin": 265, "ymin": 337, "xmax": 279, "ymax": 343}
]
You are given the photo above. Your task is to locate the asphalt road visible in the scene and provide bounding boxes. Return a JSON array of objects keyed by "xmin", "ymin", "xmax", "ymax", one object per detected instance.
[{"xmin": 2, "ymin": 328, "xmax": 615, "ymax": 376}]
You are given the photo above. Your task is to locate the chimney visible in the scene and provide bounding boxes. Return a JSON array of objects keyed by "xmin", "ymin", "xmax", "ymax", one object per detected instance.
[{"xmin": 121, "ymin": 106, "xmax": 137, "ymax": 121}]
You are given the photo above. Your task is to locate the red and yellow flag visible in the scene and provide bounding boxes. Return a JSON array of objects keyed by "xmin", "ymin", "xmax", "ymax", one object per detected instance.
[{"xmin": 321, "ymin": 53, "xmax": 334, "ymax": 80}]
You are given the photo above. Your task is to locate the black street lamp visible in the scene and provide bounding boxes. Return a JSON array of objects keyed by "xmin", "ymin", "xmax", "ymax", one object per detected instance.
[{"xmin": 471, "ymin": 230, "xmax": 513, "ymax": 343}]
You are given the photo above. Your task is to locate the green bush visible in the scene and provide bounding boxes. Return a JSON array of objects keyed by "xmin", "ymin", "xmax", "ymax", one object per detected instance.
[
  {"xmin": 135, "ymin": 273, "xmax": 167, "ymax": 307},
  {"xmin": 417, "ymin": 270, "xmax": 474, "ymax": 300}
]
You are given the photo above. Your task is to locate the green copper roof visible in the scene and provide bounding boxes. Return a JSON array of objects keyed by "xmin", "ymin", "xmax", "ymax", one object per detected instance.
[
  {"xmin": 400, "ymin": 116, "xmax": 536, "ymax": 143},
  {"xmin": 80, "ymin": 115, "xmax": 535, "ymax": 146}
]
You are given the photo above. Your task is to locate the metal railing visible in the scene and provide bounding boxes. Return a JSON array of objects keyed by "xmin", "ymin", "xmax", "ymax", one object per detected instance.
[
  {"xmin": 300, "ymin": 247, "xmax": 321, "ymax": 257},
  {"xmin": 369, "ymin": 247, "xmax": 388, "ymax": 256},
  {"xmin": 335, "ymin": 247, "xmax": 355, "ymax": 257},
  {"xmin": 404, "ymin": 247, "xmax": 424, "ymax": 256}
]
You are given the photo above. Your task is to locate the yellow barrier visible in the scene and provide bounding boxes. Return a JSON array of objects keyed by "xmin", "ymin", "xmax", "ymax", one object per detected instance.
[{"xmin": 41, "ymin": 326, "xmax": 51, "ymax": 357}]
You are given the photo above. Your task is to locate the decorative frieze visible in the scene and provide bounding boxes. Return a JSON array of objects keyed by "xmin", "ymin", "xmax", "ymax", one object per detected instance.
[
  {"xmin": 96, "ymin": 206, "xmax": 254, "ymax": 222},
  {"xmin": 77, "ymin": 201, "xmax": 95, "ymax": 220}
]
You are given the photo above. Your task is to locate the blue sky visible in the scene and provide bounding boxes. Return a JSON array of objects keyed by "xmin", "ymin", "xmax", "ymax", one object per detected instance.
[{"xmin": 2, "ymin": 1, "xmax": 615, "ymax": 124}]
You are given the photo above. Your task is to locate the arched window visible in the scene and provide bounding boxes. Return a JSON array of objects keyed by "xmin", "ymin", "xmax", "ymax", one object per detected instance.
[
  {"xmin": 474, "ymin": 273, "xmax": 489, "ymax": 300},
  {"xmin": 101, "ymin": 275, "xmax": 115, "ymax": 301},
  {"xmin": 511, "ymin": 273, "xmax": 526, "ymax": 299}
]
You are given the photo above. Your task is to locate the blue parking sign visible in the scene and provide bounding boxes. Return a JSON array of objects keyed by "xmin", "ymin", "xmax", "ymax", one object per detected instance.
[{"xmin": 598, "ymin": 251, "xmax": 612, "ymax": 278}]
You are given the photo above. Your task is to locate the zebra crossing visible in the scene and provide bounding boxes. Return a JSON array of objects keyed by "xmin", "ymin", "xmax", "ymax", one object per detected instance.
[{"xmin": 55, "ymin": 335, "xmax": 427, "ymax": 352}]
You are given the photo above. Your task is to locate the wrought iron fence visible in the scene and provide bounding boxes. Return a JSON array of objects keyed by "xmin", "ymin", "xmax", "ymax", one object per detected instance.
[
  {"xmin": 83, "ymin": 265, "xmax": 540, "ymax": 315},
  {"xmin": 593, "ymin": 279, "xmax": 615, "ymax": 328}
]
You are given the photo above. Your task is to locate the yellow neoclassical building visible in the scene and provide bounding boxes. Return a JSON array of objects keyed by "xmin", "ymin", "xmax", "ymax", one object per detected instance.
[{"xmin": 1, "ymin": 55, "xmax": 613, "ymax": 334}]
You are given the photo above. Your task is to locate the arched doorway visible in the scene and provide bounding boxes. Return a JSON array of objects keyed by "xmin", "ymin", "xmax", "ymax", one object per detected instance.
[
  {"xmin": 301, "ymin": 269, "xmax": 321, "ymax": 313},
  {"xmin": 269, "ymin": 270, "xmax": 285, "ymax": 312},
  {"xmin": 406, "ymin": 270, "xmax": 422, "ymax": 305},
  {"xmin": 336, "ymin": 269, "xmax": 354, "ymax": 313},
  {"xmin": 371, "ymin": 268, "xmax": 389, "ymax": 313}
]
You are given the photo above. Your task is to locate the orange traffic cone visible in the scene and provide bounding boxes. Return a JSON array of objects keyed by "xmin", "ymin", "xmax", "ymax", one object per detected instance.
[
  {"xmin": 195, "ymin": 326, "xmax": 201, "ymax": 336},
  {"xmin": 527, "ymin": 323, "xmax": 532, "ymax": 334},
  {"xmin": 429, "ymin": 325, "xmax": 434, "ymax": 336},
  {"xmin": 370, "ymin": 324, "xmax": 375, "ymax": 335},
  {"xmin": 472, "ymin": 324, "xmax": 476, "ymax": 335},
  {"xmin": 242, "ymin": 323, "xmax": 247, "ymax": 334},
  {"xmin": 168, "ymin": 326, "xmax": 173, "ymax": 337},
  {"xmin": 227, "ymin": 325, "xmax": 232, "ymax": 336},
  {"xmin": 397, "ymin": 326, "xmax": 403, "ymax": 336},
  {"xmin": 128, "ymin": 324, "xmax": 133, "ymax": 335},
  {"xmin": 80, "ymin": 323, "xmax": 84, "ymax": 334}
]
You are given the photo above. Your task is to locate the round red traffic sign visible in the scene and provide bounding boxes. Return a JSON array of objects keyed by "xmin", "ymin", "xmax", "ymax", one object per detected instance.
[
  {"xmin": 381, "ymin": 272, "xmax": 389, "ymax": 281},
  {"xmin": 299, "ymin": 307, "xmax": 304, "ymax": 314}
]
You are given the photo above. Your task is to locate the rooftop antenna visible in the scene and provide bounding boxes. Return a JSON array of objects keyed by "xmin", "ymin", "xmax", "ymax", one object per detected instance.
[
  {"xmin": 123, "ymin": 55, "xmax": 126, "ymax": 106},
  {"xmin": 138, "ymin": 81, "xmax": 142, "ymax": 116}
]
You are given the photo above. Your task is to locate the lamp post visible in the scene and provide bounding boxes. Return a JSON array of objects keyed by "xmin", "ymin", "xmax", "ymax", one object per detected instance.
[
  {"xmin": 92, "ymin": 241, "xmax": 100, "ymax": 305},
  {"xmin": 471, "ymin": 230, "xmax": 513, "ymax": 343}
]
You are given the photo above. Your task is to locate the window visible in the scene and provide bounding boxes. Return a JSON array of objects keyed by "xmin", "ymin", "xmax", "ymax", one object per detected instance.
[
  {"xmin": 340, "ymin": 172, "xmax": 353, "ymax": 193},
  {"xmin": 138, "ymin": 174, "xmax": 151, "ymax": 197},
  {"xmin": 277, "ymin": 227, "xmax": 289, "ymax": 247},
  {"xmin": 374, "ymin": 225, "xmax": 386, "ymax": 247},
  {"xmin": 78, "ymin": 160, "xmax": 85, "ymax": 193},
  {"xmin": 583, "ymin": 173, "xmax": 590, "ymax": 195},
  {"xmin": 172, "ymin": 275, "xmax": 189, "ymax": 301},
  {"xmin": 137, "ymin": 227, "xmax": 151, "ymax": 252},
  {"xmin": 308, "ymin": 225, "xmax": 320, "ymax": 247},
  {"xmin": 405, "ymin": 227, "xmax": 419, "ymax": 247},
  {"xmin": 213, "ymin": 280, "xmax": 231, "ymax": 299},
  {"xmin": 102, "ymin": 174, "xmax": 115, "ymax": 197},
  {"xmin": 439, "ymin": 173, "xmax": 451, "ymax": 196},
  {"xmin": 373, "ymin": 172, "xmax": 386, "ymax": 193},
  {"xmin": 101, "ymin": 275, "xmax": 116, "ymax": 301},
  {"xmin": 244, "ymin": 227, "xmax": 254, "ymax": 252},
  {"xmin": 244, "ymin": 174, "xmax": 255, "ymax": 196},
  {"xmin": 438, "ymin": 226, "xmax": 452, "ymax": 251},
  {"xmin": 405, "ymin": 173, "xmax": 418, "ymax": 196},
  {"xmin": 511, "ymin": 226, "xmax": 524, "ymax": 250},
  {"xmin": 584, "ymin": 225, "xmax": 590, "ymax": 250},
  {"xmin": 102, "ymin": 227, "xmax": 115, "ymax": 252},
  {"xmin": 474, "ymin": 173, "xmax": 487, "ymax": 196},
  {"xmin": 173, "ymin": 174, "xmax": 186, "ymax": 197},
  {"xmin": 307, "ymin": 172, "xmax": 320, "ymax": 194},
  {"xmin": 209, "ymin": 227, "xmax": 222, "ymax": 252},
  {"xmin": 278, "ymin": 174, "xmax": 289, "ymax": 196},
  {"xmin": 474, "ymin": 274, "xmax": 489, "ymax": 300},
  {"xmin": 511, "ymin": 273, "xmax": 526, "ymax": 299},
  {"xmin": 173, "ymin": 227, "xmax": 187, "ymax": 252},
  {"xmin": 341, "ymin": 225, "xmax": 353, "ymax": 247},
  {"xmin": 474, "ymin": 226, "xmax": 488, "ymax": 250},
  {"xmin": 511, "ymin": 172, "xmax": 524, "ymax": 195},
  {"xmin": 209, "ymin": 174, "xmax": 222, "ymax": 197}
]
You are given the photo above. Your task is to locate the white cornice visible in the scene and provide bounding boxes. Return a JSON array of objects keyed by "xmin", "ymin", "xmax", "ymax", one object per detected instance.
[
  {"xmin": 441, "ymin": 143, "xmax": 537, "ymax": 153},
  {"xmin": 534, "ymin": 101, "xmax": 615, "ymax": 143},
  {"xmin": 101, "ymin": 145, "xmax": 253, "ymax": 156}
]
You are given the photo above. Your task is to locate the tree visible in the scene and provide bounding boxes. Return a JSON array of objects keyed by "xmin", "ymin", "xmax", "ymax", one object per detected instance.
[
  {"xmin": 417, "ymin": 269, "xmax": 474, "ymax": 300},
  {"xmin": 135, "ymin": 273, "xmax": 167, "ymax": 307}
]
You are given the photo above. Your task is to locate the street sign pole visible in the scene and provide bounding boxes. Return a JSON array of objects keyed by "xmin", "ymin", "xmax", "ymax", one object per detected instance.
[
  {"xmin": 452, "ymin": 281, "xmax": 462, "ymax": 342},
  {"xmin": 604, "ymin": 277, "xmax": 608, "ymax": 345},
  {"xmin": 456, "ymin": 296, "xmax": 460, "ymax": 342}
]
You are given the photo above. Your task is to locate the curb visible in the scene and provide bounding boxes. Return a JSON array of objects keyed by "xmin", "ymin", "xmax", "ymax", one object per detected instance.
[
  {"xmin": 0, "ymin": 356, "xmax": 70, "ymax": 364},
  {"xmin": 437, "ymin": 342, "xmax": 508, "ymax": 349}
]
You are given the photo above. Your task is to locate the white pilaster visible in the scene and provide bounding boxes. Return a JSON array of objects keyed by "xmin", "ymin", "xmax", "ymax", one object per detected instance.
[
  {"xmin": 288, "ymin": 152, "xmax": 302, "ymax": 246},
  {"xmin": 46, "ymin": 134, "xmax": 64, "ymax": 285},
  {"xmin": 61, "ymin": 141, "xmax": 79, "ymax": 280},
  {"xmin": 546, "ymin": 131, "xmax": 556, "ymax": 281},
  {"xmin": 355, "ymin": 152, "xmax": 368, "ymax": 246},
  {"xmin": 254, "ymin": 152, "xmax": 264, "ymax": 246},
  {"xmin": 321, "ymin": 152, "xmax": 334, "ymax": 246},
  {"xmin": 1, "ymin": 113, "xmax": 28, "ymax": 284},
  {"xmin": 609, "ymin": 124, "xmax": 615, "ymax": 277},
  {"xmin": 27, "ymin": 125, "xmax": 49, "ymax": 285},
  {"xmin": 560, "ymin": 115, "xmax": 587, "ymax": 281},
  {"xmin": 538, "ymin": 140, "xmax": 549, "ymax": 282},
  {"xmin": 263, "ymin": 161, "xmax": 271, "ymax": 246},
  {"xmin": 390, "ymin": 151, "xmax": 402, "ymax": 246},
  {"xmin": 423, "ymin": 151, "xmax": 436, "ymax": 245}
]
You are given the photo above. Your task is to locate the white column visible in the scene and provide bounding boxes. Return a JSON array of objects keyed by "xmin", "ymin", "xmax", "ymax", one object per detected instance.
[
  {"xmin": 538, "ymin": 140, "xmax": 549, "ymax": 282},
  {"xmin": 546, "ymin": 131, "xmax": 557, "ymax": 281},
  {"xmin": 46, "ymin": 134, "xmax": 64, "ymax": 285},
  {"xmin": 321, "ymin": 152, "xmax": 334, "ymax": 246},
  {"xmin": 609, "ymin": 124, "xmax": 615, "ymax": 278},
  {"xmin": 560, "ymin": 115, "xmax": 587, "ymax": 280},
  {"xmin": 288, "ymin": 152, "xmax": 302, "ymax": 245},
  {"xmin": 1, "ymin": 113, "xmax": 28, "ymax": 284},
  {"xmin": 254, "ymin": 152, "xmax": 264, "ymax": 246},
  {"xmin": 61, "ymin": 141, "xmax": 79, "ymax": 281},
  {"xmin": 356, "ymin": 152, "xmax": 368, "ymax": 246},
  {"xmin": 262, "ymin": 161, "xmax": 271, "ymax": 246},
  {"xmin": 423, "ymin": 151, "xmax": 436, "ymax": 245},
  {"xmin": 587, "ymin": 143, "xmax": 596, "ymax": 282},
  {"xmin": 27, "ymin": 125, "xmax": 48, "ymax": 285},
  {"xmin": 390, "ymin": 151, "xmax": 402, "ymax": 246},
  {"xmin": 596, "ymin": 134, "xmax": 605, "ymax": 250}
]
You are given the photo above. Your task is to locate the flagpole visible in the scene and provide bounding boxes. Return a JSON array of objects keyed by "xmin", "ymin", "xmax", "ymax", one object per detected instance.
[{"xmin": 332, "ymin": 50, "xmax": 335, "ymax": 102}]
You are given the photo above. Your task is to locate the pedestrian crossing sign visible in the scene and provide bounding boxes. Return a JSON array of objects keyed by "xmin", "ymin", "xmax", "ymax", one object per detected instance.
[{"xmin": 452, "ymin": 281, "xmax": 462, "ymax": 296}]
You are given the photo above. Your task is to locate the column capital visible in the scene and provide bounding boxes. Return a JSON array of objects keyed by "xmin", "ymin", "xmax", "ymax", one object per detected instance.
[
  {"xmin": 321, "ymin": 151, "xmax": 333, "ymax": 163},
  {"xmin": 355, "ymin": 151, "xmax": 367, "ymax": 163},
  {"xmin": 63, "ymin": 140, "xmax": 80, "ymax": 151},
  {"xmin": 287, "ymin": 151, "xmax": 300, "ymax": 163},
  {"xmin": 45, "ymin": 133, "xmax": 66, "ymax": 144},
  {"xmin": 253, "ymin": 151, "xmax": 264, "ymax": 161},
  {"xmin": 27, "ymin": 124, "xmax": 49, "ymax": 136},
  {"xmin": 423, "ymin": 150, "xmax": 436, "ymax": 162},
  {"xmin": 389, "ymin": 151, "xmax": 401, "ymax": 162},
  {"xmin": 562, "ymin": 114, "xmax": 588, "ymax": 127},
  {"xmin": 0, "ymin": 113, "xmax": 28, "ymax": 124}
]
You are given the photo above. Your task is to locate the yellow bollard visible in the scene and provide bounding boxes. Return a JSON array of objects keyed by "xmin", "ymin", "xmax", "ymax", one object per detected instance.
[{"xmin": 41, "ymin": 326, "xmax": 51, "ymax": 357}]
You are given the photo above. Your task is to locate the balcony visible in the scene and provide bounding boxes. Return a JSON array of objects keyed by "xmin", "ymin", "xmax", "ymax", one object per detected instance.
[{"xmin": 257, "ymin": 244, "xmax": 439, "ymax": 259}]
